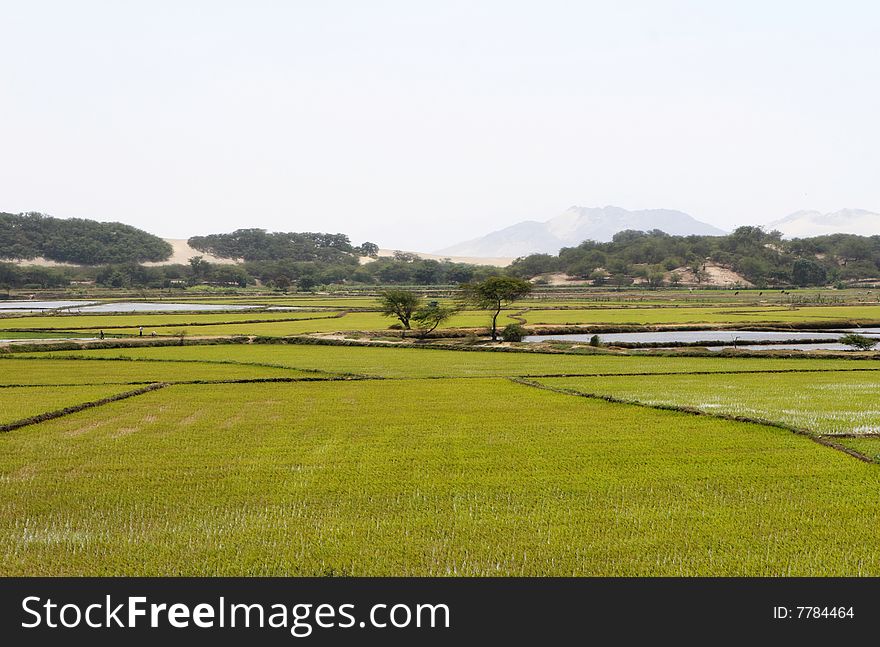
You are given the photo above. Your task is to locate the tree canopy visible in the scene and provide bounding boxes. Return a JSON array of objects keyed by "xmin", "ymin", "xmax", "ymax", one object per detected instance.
[
  {"xmin": 507, "ymin": 227, "xmax": 880, "ymax": 288},
  {"xmin": 379, "ymin": 289, "xmax": 422, "ymax": 330},
  {"xmin": 0, "ymin": 212, "xmax": 172, "ymax": 264},
  {"xmin": 187, "ymin": 229, "xmax": 375, "ymax": 263},
  {"xmin": 462, "ymin": 276, "xmax": 532, "ymax": 341}
]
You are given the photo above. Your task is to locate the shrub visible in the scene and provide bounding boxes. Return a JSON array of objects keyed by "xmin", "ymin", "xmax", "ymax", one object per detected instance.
[
  {"xmin": 501, "ymin": 324, "xmax": 526, "ymax": 342},
  {"xmin": 839, "ymin": 333, "xmax": 878, "ymax": 351}
]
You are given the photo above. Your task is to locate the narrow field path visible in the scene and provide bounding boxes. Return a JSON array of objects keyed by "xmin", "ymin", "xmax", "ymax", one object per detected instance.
[{"xmin": 0, "ymin": 383, "xmax": 169, "ymax": 433}]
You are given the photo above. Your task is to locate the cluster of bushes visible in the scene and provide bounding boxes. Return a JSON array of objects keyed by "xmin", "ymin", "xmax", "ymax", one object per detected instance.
[
  {"xmin": 234, "ymin": 255, "xmax": 499, "ymax": 291},
  {"xmin": 508, "ymin": 227, "xmax": 880, "ymax": 288},
  {"xmin": 7, "ymin": 215, "xmax": 880, "ymax": 292},
  {"xmin": 0, "ymin": 255, "xmax": 502, "ymax": 292},
  {"xmin": 0, "ymin": 212, "xmax": 172, "ymax": 264},
  {"xmin": 185, "ymin": 229, "xmax": 508, "ymax": 287},
  {"xmin": 0, "ymin": 260, "xmax": 250, "ymax": 291},
  {"xmin": 0, "ymin": 217, "xmax": 507, "ymax": 289},
  {"xmin": 187, "ymin": 230, "xmax": 499, "ymax": 288},
  {"xmin": 0, "ymin": 263, "xmax": 73, "ymax": 290},
  {"xmin": 187, "ymin": 229, "xmax": 376, "ymax": 262}
]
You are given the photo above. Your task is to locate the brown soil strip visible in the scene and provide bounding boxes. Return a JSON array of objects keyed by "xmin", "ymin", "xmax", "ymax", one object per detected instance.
[
  {"xmin": 0, "ymin": 375, "xmax": 378, "ymax": 389},
  {"xmin": 515, "ymin": 367, "xmax": 880, "ymax": 378},
  {"xmin": 0, "ymin": 383, "xmax": 169, "ymax": 433},
  {"xmin": 820, "ymin": 432, "xmax": 880, "ymax": 439},
  {"xmin": 167, "ymin": 376, "xmax": 375, "ymax": 385}
]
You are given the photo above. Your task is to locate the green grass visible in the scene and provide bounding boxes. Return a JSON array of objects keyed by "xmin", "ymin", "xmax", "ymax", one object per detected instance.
[
  {"xmin": 836, "ymin": 437, "xmax": 880, "ymax": 462},
  {"xmin": 121, "ymin": 311, "xmax": 513, "ymax": 336},
  {"xmin": 194, "ymin": 297, "xmax": 383, "ymax": 308},
  {"xmin": 2, "ymin": 378, "xmax": 880, "ymax": 576},
  {"xmin": 521, "ymin": 305, "xmax": 880, "ymax": 325},
  {"xmin": 512, "ymin": 288, "xmax": 871, "ymax": 307},
  {"xmin": 0, "ymin": 385, "xmax": 137, "ymax": 426},
  {"xmin": 7, "ymin": 332, "xmax": 880, "ymax": 576},
  {"xmin": 0, "ymin": 311, "xmax": 334, "ymax": 331},
  {"xmin": 29, "ymin": 343, "xmax": 880, "ymax": 378},
  {"xmin": 9, "ymin": 300, "xmax": 880, "ymax": 335},
  {"xmin": 0, "ymin": 310, "xmax": 513, "ymax": 336},
  {"xmin": 537, "ymin": 371, "xmax": 880, "ymax": 436},
  {"xmin": 0, "ymin": 357, "xmax": 313, "ymax": 385}
]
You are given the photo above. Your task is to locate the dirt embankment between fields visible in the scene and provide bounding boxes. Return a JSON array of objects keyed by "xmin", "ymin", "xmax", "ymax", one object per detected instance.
[{"xmin": 0, "ymin": 383, "xmax": 168, "ymax": 433}]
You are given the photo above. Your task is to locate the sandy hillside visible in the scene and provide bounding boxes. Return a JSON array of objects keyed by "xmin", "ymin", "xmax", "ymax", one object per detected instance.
[
  {"xmin": 7, "ymin": 239, "xmax": 236, "ymax": 267},
  {"xmin": 668, "ymin": 262, "xmax": 754, "ymax": 287},
  {"xmin": 529, "ymin": 272, "xmax": 591, "ymax": 286},
  {"xmin": 529, "ymin": 262, "xmax": 753, "ymax": 288},
  {"xmin": 4, "ymin": 257, "xmax": 80, "ymax": 268},
  {"xmin": 142, "ymin": 239, "xmax": 238, "ymax": 266},
  {"xmin": 162, "ymin": 242, "xmax": 512, "ymax": 267},
  {"xmin": 361, "ymin": 249, "xmax": 514, "ymax": 267},
  {"xmin": 9, "ymin": 240, "xmax": 511, "ymax": 268}
]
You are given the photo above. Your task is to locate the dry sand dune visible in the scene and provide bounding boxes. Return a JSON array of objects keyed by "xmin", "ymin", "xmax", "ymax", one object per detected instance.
[
  {"xmin": 9, "ymin": 239, "xmax": 237, "ymax": 267},
  {"xmin": 143, "ymin": 239, "xmax": 238, "ymax": 266},
  {"xmin": 9, "ymin": 240, "xmax": 511, "ymax": 268},
  {"xmin": 363, "ymin": 249, "xmax": 514, "ymax": 267}
]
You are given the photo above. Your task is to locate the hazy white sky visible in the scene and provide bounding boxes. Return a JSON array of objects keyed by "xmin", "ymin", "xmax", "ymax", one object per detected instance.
[{"xmin": 1, "ymin": 1, "xmax": 878, "ymax": 251}]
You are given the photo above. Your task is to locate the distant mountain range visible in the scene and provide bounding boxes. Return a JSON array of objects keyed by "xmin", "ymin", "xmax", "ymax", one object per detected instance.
[
  {"xmin": 436, "ymin": 205, "xmax": 880, "ymax": 258},
  {"xmin": 767, "ymin": 208, "xmax": 880, "ymax": 239},
  {"xmin": 436, "ymin": 206, "xmax": 726, "ymax": 257}
]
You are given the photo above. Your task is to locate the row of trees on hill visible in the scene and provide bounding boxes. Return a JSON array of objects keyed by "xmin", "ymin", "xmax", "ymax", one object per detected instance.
[
  {"xmin": 215, "ymin": 251, "xmax": 499, "ymax": 290},
  {"xmin": 508, "ymin": 227, "xmax": 880, "ymax": 287},
  {"xmin": 0, "ymin": 212, "xmax": 172, "ymax": 264},
  {"xmin": 7, "ymin": 219, "xmax": 880, "ymax": 291},
  {"xmin": 0, "ymin": 253, "xmax": 502, "ymax": 291},
  {"xmin": 0, "ymin": 219, "xmax": 505, "ymax": 289},
  {"xmin": 187, "ymin": 229, "xmax": 379, "ymax": 262}
]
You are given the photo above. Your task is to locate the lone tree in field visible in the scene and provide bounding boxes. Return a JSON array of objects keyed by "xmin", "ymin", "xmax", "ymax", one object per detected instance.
[
  {"xmin": 413, "ymin": 302, "xmax": 457, "ymax": 338},
  {"xmin": 839, "ymin": 333, "xmax": 878, "ymax": 351},
  {"xmin": 380, "ymin": 289, "xmax": 422, "ymax": 331},
  {"xmin": 462, "ymin": 276, "xmax": 532, "ymax": 341}
]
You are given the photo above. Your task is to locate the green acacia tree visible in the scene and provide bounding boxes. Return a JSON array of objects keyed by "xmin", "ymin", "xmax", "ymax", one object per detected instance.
[
  {"xmin": 412, "ymin": 303, "xmax": 457, "ymax": 338},
  {"xmin": 462, "ymin": 276, "xmax": 532, "ymax": 341},
  {"xmin": 379, "ymin": 289, "xmax": 422, "ymax": 332}
]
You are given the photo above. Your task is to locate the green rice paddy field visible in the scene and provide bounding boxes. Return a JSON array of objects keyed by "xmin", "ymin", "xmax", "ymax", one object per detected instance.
[
  {"xmin": 2, "ymin": 340, "xmax": 880, "ymax": 576},
  {"xmin": 5, "ymin": 297, "xmax": 880, "ymax": 339}
]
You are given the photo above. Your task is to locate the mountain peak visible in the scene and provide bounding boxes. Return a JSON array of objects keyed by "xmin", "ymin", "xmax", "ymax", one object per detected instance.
[
  {"xmin": 435, "ymin": 206, "xmax": 725, "ymax": 257},
  {"xmin": 768, "ymin": 208, "xmax": 880, "ymax": 238}
]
